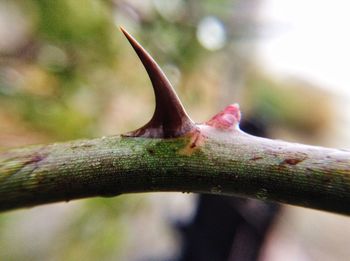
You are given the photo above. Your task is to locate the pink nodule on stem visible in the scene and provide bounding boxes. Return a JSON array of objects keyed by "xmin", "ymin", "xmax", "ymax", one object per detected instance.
[{"xmin": 205, "ymin": 104, "xmax": 241, "ymax": 130}]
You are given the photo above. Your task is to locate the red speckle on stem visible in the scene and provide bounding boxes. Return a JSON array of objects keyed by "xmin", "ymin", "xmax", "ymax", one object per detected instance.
[
  {"xmin": 250, "ymin": 156, "xmax": 263, "ymax": 161},
  {"xmin": 205, "ymin": 104, "xmax": 241, "ymax": 130},
  {"xmin": 281, "ymin": 158, "xmax": 305, "ymax": 166},
  {"xmin": 179, "ymin": 129, "xmax": 205, "ymax": 156}
]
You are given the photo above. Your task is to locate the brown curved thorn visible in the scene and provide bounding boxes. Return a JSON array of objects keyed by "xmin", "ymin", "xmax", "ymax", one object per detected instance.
[{"xmin": 120, "ymin": 27, "xmax": 196, "ymax": 138}]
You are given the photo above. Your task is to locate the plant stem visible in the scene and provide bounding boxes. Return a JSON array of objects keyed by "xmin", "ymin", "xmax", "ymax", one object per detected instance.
[{"xmin": 1, "ymin": 131, "xmax": 349, "ymax": 214}]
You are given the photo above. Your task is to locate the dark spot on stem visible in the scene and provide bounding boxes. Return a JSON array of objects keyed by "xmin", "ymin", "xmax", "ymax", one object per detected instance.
[
  {"xmin": 281, "ymin": 158, "xmax": 304, "ymax": 165},
  {"xmin": 189, "ymin": 131, "xmax": 202, "ymax": 149},
  {"xmin": 147, "ymin": 148, "xmax": 155, "ymax": 155},
  {"xmin": 250, "ymin": 156, "xmax": 263, "ymax": 161},
  {"xmin": 322, "ymin": 174, "xmax": 332, "ymax": 183},
  {"xmin": 26, "ymin": 155, "xmax": 44, "ymax": 164}
]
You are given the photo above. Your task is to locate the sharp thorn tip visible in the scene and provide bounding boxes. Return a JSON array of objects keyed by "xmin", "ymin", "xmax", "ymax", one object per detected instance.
[{"xmin": 120, "ymin": 27, "xmax": 195, "ymax": 138}]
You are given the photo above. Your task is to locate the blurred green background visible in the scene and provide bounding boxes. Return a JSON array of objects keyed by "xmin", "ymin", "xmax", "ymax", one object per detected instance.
[{"xmin": 0, "ymin": 0, "xmax": 349, "ymax": 260}]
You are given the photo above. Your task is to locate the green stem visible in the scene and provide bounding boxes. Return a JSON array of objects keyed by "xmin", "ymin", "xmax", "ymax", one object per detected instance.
[{"xmin": 1, "ymin": 131, "xmax": 349, "ymax": 214}]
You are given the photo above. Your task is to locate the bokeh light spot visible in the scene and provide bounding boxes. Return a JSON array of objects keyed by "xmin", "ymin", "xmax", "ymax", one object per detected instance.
[{"xmin": 196, "ymin": 16, "xmax": 227, "ymax": 51}]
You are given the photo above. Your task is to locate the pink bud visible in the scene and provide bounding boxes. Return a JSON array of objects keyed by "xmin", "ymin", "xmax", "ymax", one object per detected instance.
[{"xmin": 205, "ymin": 104, "xmax": 241, "ymax": 130}]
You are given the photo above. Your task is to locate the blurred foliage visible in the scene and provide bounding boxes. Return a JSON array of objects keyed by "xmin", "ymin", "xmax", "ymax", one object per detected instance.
[
  {"xmin": 0, "ymin": 0, "xmax": 120, "ymax": 140},
  {"xmin": 47, "ymin": 197, "xmax": 134, "ymax": 261},
  {"xmin": 243, "ymin": 71, "xmax": 333, "ymax": 138},
  {"xmin": 0, "ymin": 195, "xmax": 147, "ymax": 261}
]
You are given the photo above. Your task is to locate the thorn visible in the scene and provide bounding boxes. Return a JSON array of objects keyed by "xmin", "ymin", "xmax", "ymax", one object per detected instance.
[{"xmin": 120, "ymin": 27, "xmax": 196, "ymax": 138}]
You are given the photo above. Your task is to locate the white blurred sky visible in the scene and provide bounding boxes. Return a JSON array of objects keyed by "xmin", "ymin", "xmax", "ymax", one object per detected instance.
[
  {"xmin": 258, "ymin": 0, "xmax": 350, "ymax": 97},
  {"xmin": 258, "ymin": 0, "xmax": 350, "ymax": 147}
]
